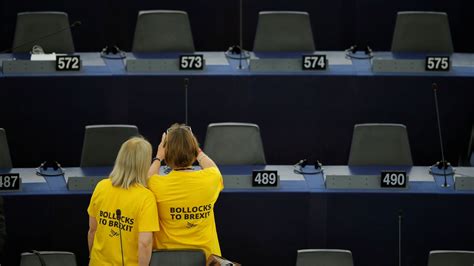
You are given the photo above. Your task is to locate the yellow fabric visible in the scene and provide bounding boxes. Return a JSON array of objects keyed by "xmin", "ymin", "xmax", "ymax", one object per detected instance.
[
  {"xmin": 87, "ymin": 179, "xmax": 159, "ymax": 266},
  {"xmin": 148, "ymin": 167, "xmax": 223, "ymax": 258}
]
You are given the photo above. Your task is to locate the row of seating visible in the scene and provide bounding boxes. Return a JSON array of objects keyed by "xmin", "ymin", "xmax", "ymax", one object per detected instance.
[
  {"xmin": 18, "ymin": 249, "xmax": 474, "ymax": 266},
  {"xmin": 9, "ymin": 10, "xmax": 453, "ymax": 53},
  {"xmin": 1, "ymin": 123, "xmax": 473, "ymax": 168}
]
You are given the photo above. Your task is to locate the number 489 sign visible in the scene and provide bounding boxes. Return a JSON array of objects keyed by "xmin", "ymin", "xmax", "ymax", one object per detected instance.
[{"xmin": 252, "ymin": 170, "xmax": 278, "ymax": 187}]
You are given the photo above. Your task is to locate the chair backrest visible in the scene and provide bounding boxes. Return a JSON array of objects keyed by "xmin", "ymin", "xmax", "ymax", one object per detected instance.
[
  {"xmin": 12, "ymin": 11, "xmax": 75, "ymax": 53},
  {"xmin": 0, "ymin": 129, "xmax": 12, "ymax": 169},
  {"xmin": 428, "ymin": 250, "xmax": 474, "ymax": 266},
  {"xmin": 391, "ymin": 11, "xmax": 453, "ymax": 53},
  {"xmin": 203, "ymin": 122, "xmax": 266, "ymax": 165},
  {"xmin": 348, "ymin": 123, "xmax": 413, "ymax": 166},
  {"xmin": 253, "ymin": 11, "xmax": 315, "ymax": 52},
  {"xmin": 132, "ymin": 10, "xmax": 195, "ymax": 53},
  {"xmin": 150, "ymin": 249, "xmax": 206, "ymax": 266},
  {"xmin": 462, "ymin": 125, "xmax": 474, "ymax": 166},
  {"xmin": 296, "ymin": 249, "xmax": 354, "ymax": 266},
  {"xmin": 20, "ymin": 251, "xmax": 77, "ymax": 266},
  {"xmin": 80, "ymin": 125, "xmax": 139, "ymax": 167}
]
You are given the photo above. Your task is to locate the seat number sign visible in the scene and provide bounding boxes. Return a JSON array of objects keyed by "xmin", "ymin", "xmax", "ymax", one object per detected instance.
[
  {"xmin": 425, "ymin": 56, "xmax": 450, "ymax": 71},
  {"xmin": 381, "ymin": 171, "xmax": 407, "ymax": 188},
  {"xmin": 0, "ymin": 173, "xmax": 20, "ymax": 191},
  {"xmin": 56, "ymin": 55, "xmax": 81, "ymax": 71},
  {"xmin": 180, "ymin": 55, "xmax": 204, "ymax": 70},
  {"xmin": 252, "ymin": 170, "xmax": 278, "ymax": 187},
  {"xmin": 302, "ymin": 55, "xmax": 327, "ymax": 70}
]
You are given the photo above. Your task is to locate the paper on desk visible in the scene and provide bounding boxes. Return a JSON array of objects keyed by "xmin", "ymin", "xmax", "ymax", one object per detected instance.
[
  {"xmin": 202, "ymin": 52, "xmax": 229, "ymax": 66},
  {"xmin": 8, "ymin": 169, "xmax": 46, "ymax": 183},
  {"xmin": 325, "ymin": 51, "xmax": 352, "ymax": 66},
  {"xmin": 264, "ymin": 165, "xmax": 305, "ymax": 181},
  {"xmin": 30, "ymin": 53, "xmax": 58, "ymax": 61}
]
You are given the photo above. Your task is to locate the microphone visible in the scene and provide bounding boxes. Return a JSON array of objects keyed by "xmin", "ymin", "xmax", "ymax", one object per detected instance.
[
  {"xmin": 1, "ymin": 21, "xmax": 82, "ymax": 54},
  {"xmin": 398, "ymin": 210, "xmax": 403, "ymax": 266},
  {"xmin": 116, "ymin": 209, "xmax": 125, "ymax": 266},
  {"xmin": 184, "ymin": 78, "xmax": 189, "ymax": 125},
  {"xmin": 430, "ymin": 83, "xmax": 453, "ymax": 187}
]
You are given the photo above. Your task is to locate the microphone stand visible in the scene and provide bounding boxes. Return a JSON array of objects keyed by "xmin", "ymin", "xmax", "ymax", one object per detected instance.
[
  {"xmin": 184, "ymin": 78, "xmax": 189, "ymax": 125},
  {"xmin": 1, "ymin": 21, "xmax": 81, "ymax": 54},
  {"xmin": 432, "ymin": 83, "xmax": 451, "ymax": 187},
  {"xmin": 116, "ymin": 209, "xmax": 125, "ymax": 266},
  {"xmin": 238, "ymin": 0, "xmax": 243, "ymax": 69}
]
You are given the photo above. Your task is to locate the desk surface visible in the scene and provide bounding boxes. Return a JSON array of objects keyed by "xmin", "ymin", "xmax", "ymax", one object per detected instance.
[
  {"xmin": 2, "ymin": 165, "xmax": 474, "ymax": 195},
  {"xmin": 1, "ymin": 52, "xmax": 474, "ymax": 77},
  {"xmin": 1, "ymin": 165, "xmax": 474, "ymax": 266}
]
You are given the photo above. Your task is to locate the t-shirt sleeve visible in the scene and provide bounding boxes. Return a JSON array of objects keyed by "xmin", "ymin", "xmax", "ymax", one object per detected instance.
[
  {"xmin": 205, "ymin": 167, "xmax": 224, "ymax": 191},
  {"xmin": 138, "ymin": 192, "xmax": 160, "ymax": 232}
]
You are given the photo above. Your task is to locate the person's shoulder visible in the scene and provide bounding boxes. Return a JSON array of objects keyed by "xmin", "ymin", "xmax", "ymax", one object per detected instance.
[
  {"xmin": 94, "ymin": 178, "xmax": 112, "ymax": 191},
  {"xmin": 201, "ymin": 167, "xmax": 222, "ymax": 176},
  {"xmin": 147, "ymin": 174, "xmax": 162, "ymax": 189}
]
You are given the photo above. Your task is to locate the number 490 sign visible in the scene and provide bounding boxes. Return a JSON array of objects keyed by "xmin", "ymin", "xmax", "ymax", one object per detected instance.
[{"xmin": 381, "ymin": 171, "xmax": 407, "ymax": 188}]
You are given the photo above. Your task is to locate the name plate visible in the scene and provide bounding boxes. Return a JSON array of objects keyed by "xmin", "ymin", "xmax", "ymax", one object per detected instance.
[
  {"xmin": 0, "ymin": 173, "xmax": 21, "ymax": 191},
  {"xmin": 381, "ymin": 171, "xmax": 407, "ymax": 188},
  {"xmin": 179, "ymin": 55, "xmax": 204, "ymax": 70},
  {"xmin": 425, "ymin": 56, "xmax": 450, "ymax": 71},
  {"xmin": 67, "ymin": 176, "xmax": 107, "ymax": 191},
  {"xmin": 252, "ymin": 170, "xmax": 278, "ymax": 187},
  {"xmin": 56, "ymin": 55, "xmax": 81, "ymax": 71},
  {"xmin": 302, "ymin": 55, "xmax": 327, "ymax": 70}
]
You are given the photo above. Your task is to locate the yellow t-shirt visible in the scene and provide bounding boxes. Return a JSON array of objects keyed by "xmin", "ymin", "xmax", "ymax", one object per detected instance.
[
  {"xmin": 87, "ymin": 179, "xmax": 159, "ymax": 266},
  {"xmin": 148, "ymin": 167, "xmax": 224, "ymax": 258}
]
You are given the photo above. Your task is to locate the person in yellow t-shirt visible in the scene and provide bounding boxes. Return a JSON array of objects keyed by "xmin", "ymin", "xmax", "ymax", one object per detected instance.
[
  {"xmin": 87, "ymin": 137, "xmax": 159, "ymax": 266},
  {"xmin": 148, "ymin": 123, "xmax": 224, "ymax": 259}
]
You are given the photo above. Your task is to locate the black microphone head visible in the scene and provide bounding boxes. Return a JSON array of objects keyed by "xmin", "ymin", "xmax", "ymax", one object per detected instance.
[
  {"xmin": 116, "ymin": 209, "xmax": 121, "ymax": 218},
  {"xmin": 432, "ymin": 83, "xmax": 438, "ymax": 91},
  {"xmin": 184, "ymin": 78, "xmax": 189, "ymax": 86}
]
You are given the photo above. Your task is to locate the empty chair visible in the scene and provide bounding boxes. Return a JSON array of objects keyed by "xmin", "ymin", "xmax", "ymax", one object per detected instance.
[
  {"xmin": 0, "ymin": 129, "xmax": 12, "ymax": 169},
  {"xmin": 20, "ymin": 251, "xmax": 77, "ymax": 266},
  {"xmin": 428, "ymin": 250, "xmax": 474, "ymax": 266},
  {"xmin": 348, "ymin": 123, "xmax": 413, "ymax": 166},
  {"xmin": 12, "ymin": 11, "xmax": 75, "ymax": 53},
  {"xmin": 203, "ymin": 122, "xmax": 266, "ymax": 165},
  {"xmin": 80, "ymin": 125, "xmax": 139, "ymax": 167},
  {"xmin": 391, "ymin": 11, "xmax": 453, "ymax": 53},
  {"xmin": 150, "ymin": 249, "xmax": 206, "ymax": 266},
  {"xmin": 296, "ymin": 249, "xmax": 354, "ymax": 266},
  {"xmin": 253, "ymin": 11, "xmax": 315, "ymax": 52},
  {"xmin": 132, "ymin": 10, "xmax": 195, "ymax": 53}
]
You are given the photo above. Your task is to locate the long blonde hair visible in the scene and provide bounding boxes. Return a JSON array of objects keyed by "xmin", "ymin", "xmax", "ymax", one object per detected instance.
[{"xmin": 110, "ymin": 137, "xmax": 152, "ymax": 189}]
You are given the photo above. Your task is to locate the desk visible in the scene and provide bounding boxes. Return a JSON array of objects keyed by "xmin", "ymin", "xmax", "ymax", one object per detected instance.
[
  {"xmin": 1, "ymin": 165, "xmax": 474, "ymax": 266},
  {"xmin": 1, "ymin": 52, "xmax": 473, "ymax": 168}
]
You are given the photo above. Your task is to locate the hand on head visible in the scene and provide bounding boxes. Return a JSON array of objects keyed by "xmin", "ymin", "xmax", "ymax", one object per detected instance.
[{"xmin": 156, "ymin": 132, "xmax": 166, "ymax": 161}]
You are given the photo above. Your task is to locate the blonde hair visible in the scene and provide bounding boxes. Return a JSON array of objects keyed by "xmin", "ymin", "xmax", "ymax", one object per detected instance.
[
  {"xmin": 165, "ymin": 123, "xmax": 199, "ymax": 169},
  {"xmin": 110, "ymin": 137, "xmax": 152, "ymax": 189}
]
